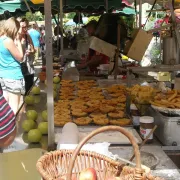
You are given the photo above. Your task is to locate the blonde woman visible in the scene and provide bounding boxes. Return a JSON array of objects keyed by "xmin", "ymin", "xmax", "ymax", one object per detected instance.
[
  {"xmin": 0, "ymin": 17, "xmax": 24, "ymax": 114},
  {"xmin": 0, "ymin": 20, "xmax": 5, "ymax": 36}
]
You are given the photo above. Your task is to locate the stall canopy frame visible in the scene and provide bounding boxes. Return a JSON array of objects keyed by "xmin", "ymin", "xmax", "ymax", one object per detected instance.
[{"xmin": 0, "ymin": 0, "xmax": 123, "ymax": 15}]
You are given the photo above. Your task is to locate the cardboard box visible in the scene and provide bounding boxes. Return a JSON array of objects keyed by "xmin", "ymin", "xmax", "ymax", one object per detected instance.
[
  {"xmin": 89, "ymin": 36, "xmax": 117, "ymax": 58},
  {"xmin": 124, "ymin": 29, "xmax": 153, "ymax": 61}
]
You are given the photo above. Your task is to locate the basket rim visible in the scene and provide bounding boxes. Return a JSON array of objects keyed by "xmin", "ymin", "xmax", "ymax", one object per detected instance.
[{"xmin": 36, "ymin": 149, "xmax": 122, "ymax": 180}]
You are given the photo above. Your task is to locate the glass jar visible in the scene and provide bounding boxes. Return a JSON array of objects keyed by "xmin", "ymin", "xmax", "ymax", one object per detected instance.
[
  {"xmin": 130, "ymin": 104, "xmax": 140, "ymax": 128},
  {"xmin": 140, "ymin": 116, "xmax": 154, "ymax": 143}
]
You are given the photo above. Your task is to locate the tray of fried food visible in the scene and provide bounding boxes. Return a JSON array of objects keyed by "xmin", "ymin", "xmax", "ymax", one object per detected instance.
[
  {"xmin": 88, "ymin": 112, "xmax": 109, "ymax": 125},
  {"xmin": 151, "ymin": 89, "xmax": 180, "ymax": 115},
  {"xmin": 70, "ymin": 100, "xmax": 87, "ymax": 110},
  {"xmin": 60, "ymin": 80, "xmax": 75, "ymax": 88},
  {"xmin": 60, "ymin": 88, "xmax": 75, "ymax": 95},
  {"xmin": 59, "ymin": 95, "xmax": 76, "ymax": 100},
  {"xmin": 54, "ymin": 100, "xmax": 70, "ymax": 108},
  {"xmin": 73, "ymin": 117, "xmax": 93, "ymax": 126},
  {"xmin": 127, "ymin": 84, "xmax": 158, "ymax": 104},
  {"xmin": 71, "ymin": 108, "xmax": 88, "ymax": 118},
  {"xmin": 92, "ymin": 116, "xmax": 109, "ymax": 125},
  {"xmin": 54, "ymin": 114, "xmax": 72, "ymax": 126},
  {"xmin": 109, "ymin": 118, "xmax": 132, "ymax": 126},
  {"xmin": 105, "ymin": 84, "xmax": 126, "ymax": 94},
  {"xmin": 108, "ymin": 110, "xmax": 125, "ymax": 119},
  {"xmin": 60, "ymin": 88, "xmax": 75, "ymax": 96},
  {"xmin": 76, "ymin": 80, "xmax": 97, "ymax": 90},
  {"xmin": 70, "ymin": 100, "xmax": 88, "ymax": 118},
  {"xmin": 78, "ymin": 91, "xmax": 104, "ymax": 101}
]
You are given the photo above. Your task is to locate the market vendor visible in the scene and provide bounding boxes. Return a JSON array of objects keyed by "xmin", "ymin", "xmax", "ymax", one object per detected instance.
[
  {"xmin": 77, "ymin": 49, "xmax": 109, "ymax": 73},
  {"xmin": 77, "ymin": 20, "xmax": 109, "ymax": 72}
]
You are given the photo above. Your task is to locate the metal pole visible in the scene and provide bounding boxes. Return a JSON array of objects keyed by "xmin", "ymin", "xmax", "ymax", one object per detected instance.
[
  {"xmin": 44, "ymin": 0, "xmax": 55, "ymax": 147},
  {"xmin": 168, "ymin": 0, "xmax": 180, "ymax": 48},
  {"xmin": 57, "ymin": 6, "xmax": 60, "ymax": 53},
  {"xmin": 114, "ymin": 22, "xmax": 121, "ymax": 79},
  {"xmin": 139, "ymin": 0, "xmax": 142, "ymax": 28},
  {"xmin": 60, "ymin": 0, "xmax": 64, "ymax": 55},
  {"xmin": 105, "ymin": 0, "xmax": 108, "ymax": 13}
]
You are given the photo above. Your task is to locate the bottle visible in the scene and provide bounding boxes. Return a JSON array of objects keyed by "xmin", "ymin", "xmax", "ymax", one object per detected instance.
[{"xmin": 171, "ymin": 80, "xmax": 175, "ymax": 90}]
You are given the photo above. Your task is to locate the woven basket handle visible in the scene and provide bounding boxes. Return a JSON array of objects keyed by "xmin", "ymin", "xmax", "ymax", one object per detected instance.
[{"xmin": 67, "ymin": 126, "xmax": 141, "ymax": 180}]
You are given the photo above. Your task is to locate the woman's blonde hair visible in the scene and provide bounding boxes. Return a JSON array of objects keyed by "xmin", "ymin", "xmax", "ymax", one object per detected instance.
[
  {"xmin": 3, "ymin": 17, "xmax": 20, "ymax": 40},
  {"xmin": 0, "ymin": 20, "xmax": 5, "ymax": 36}
]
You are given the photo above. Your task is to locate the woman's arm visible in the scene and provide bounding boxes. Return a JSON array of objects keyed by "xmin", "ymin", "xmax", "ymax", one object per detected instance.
[
  {"xmin": 4, "ymin": 36, "xmax": 24, "ymax": 62},
  {"xmin": 27, "ymin": 34, "xmax": 35, "ymax": 54}
]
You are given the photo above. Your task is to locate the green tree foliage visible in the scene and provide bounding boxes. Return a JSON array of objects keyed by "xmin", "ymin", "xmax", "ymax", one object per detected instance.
[
  {"xmin": 87, "ymin": 16, "xmax": 100, "ymax": 23},
  {"xmin": 66, "ymin": 12, "xmax": 76, "ymax": 19},
  {"xmin": 25, "ymin": 11, "xmax": 44, "ymax": 21}
]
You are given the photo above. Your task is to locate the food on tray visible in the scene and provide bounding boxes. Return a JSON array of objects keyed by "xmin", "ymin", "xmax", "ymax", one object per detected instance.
[
  {"xmin": 99, "ymin": 105, "xmax": 115, "ymax": 113},
  {"xmin": 82, "ymin": 106, "xmax": 98, "ymax": 113},
  {"xmin": 54, "ymin": 109, "xmax": 71, "ymax": 115},
  {"xmin": 151, "ymin": 89, "xmax": 180, "ymax": 109},
  {"xmin": 127, "ymin": 85, "xmax": 157, "ymax": 104},
  {"xmin": 108, "ymin": 111, "xmax": 124, "ymax": 119},
  {"xmin": 74, "ymin": 117, "xmax": 92, "ymax": 125},
  {"xmin": 109, "ymin": 118, "xmax": 132, "ymax": 126},
  {"xmin": 105, "ymin": 85, "xmax": 126, "ymax": 94},
  {"xmin": 89, "ymin": 112, "xmax": 107, "ymax": 118},
  {"xmin": 72, "ymin": 109, "xmax": 88, "ymax": 117},
  {"xmin": 55, "ymin": 80, "xmax": 130, "ymax": 127},
  {"xmin": 54, "ymin": 119, "xmax": 72, "ymax": 126},
  {"xmin": 60, "ymin": 95, "xmax": 76, "ymax": 100},
  {"xmin": 93, "ymin": 116, "xmax": 109, "ymax": 125},
  {"xmin": 86, "ymin": 100, "xmax": 101, "ymax": 107}
]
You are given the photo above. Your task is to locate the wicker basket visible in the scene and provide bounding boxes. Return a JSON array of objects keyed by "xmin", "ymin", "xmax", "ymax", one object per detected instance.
[{"xmin": 36, "ymin": 126, "xmax": 164, "ymax": 180}]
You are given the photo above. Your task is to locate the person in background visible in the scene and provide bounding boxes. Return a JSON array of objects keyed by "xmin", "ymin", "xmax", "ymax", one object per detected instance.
[
  {"xmin": 17, "ymin": 17, "xmax": 35, "ymax": 95},
  {"xmin": 0, "ymin": 84, "xmax": 16, "ymax": 149},
  {"xmin": 39, "ymin": 26, "xmax": 45, "ymax": 52},
  {"xmin": 77, "ymin": 20, "xmax": 109, "ymax": 73},
  {"xmin": 28, "ymin": 24, "xmax": 41, "ymax": 64},
  {"xmin": 76, "ymin": 20, "xmax": 98, "ymax": 59},
  {"xmin": 0, "ymin": 17, "xmax": 24, "ymax": 114}
]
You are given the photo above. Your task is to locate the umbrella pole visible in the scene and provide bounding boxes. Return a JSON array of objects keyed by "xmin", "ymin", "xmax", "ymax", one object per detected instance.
[
  {"xmin": 57, "ymin": 4, "xmax": 60, "ymax": 54},
  {"xmin": 139, "ymin": 0, "xmax": 142, "ymax": 28},
  {"xmin": 60, "ymin": 0, "xmax": 64, "ymax": 55},
  {"xmin": 44, "ymin": 0, "xmax": 55, "ymax": 148},
  {"xmin": 114, "ymin": 22, "xmax": 121, "ymax": 80},
  {"xmin": 105, "ymin": 0, "xmax": 108, "ymax": 13}
]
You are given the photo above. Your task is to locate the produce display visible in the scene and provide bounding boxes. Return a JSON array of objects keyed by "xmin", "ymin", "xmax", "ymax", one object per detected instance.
[
  {"xmin": 151, "ymin": 89, "xmax": 180, "ymax": 109},
  {"xmin": 31, "ymin": 86, "xmax": 41, "ymax": 95},
  {"xmin": 21, "ymin": 108, "xmax": 48, "ymax": 143},
  {"xmin": 54, "ymin": 80, "xmax": 132, "ymax": 126}
]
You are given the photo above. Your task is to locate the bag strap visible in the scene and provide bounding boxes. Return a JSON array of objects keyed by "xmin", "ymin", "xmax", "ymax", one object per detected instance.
[{"xmin": 25, "ymin": 34, "xmax": 28, "ymax": 49}]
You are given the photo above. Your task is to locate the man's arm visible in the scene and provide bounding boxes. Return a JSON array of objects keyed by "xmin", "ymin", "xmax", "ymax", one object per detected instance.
[{"xmin": 77, "ymin": 55, "xmax": 102, "ymax": 69}]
